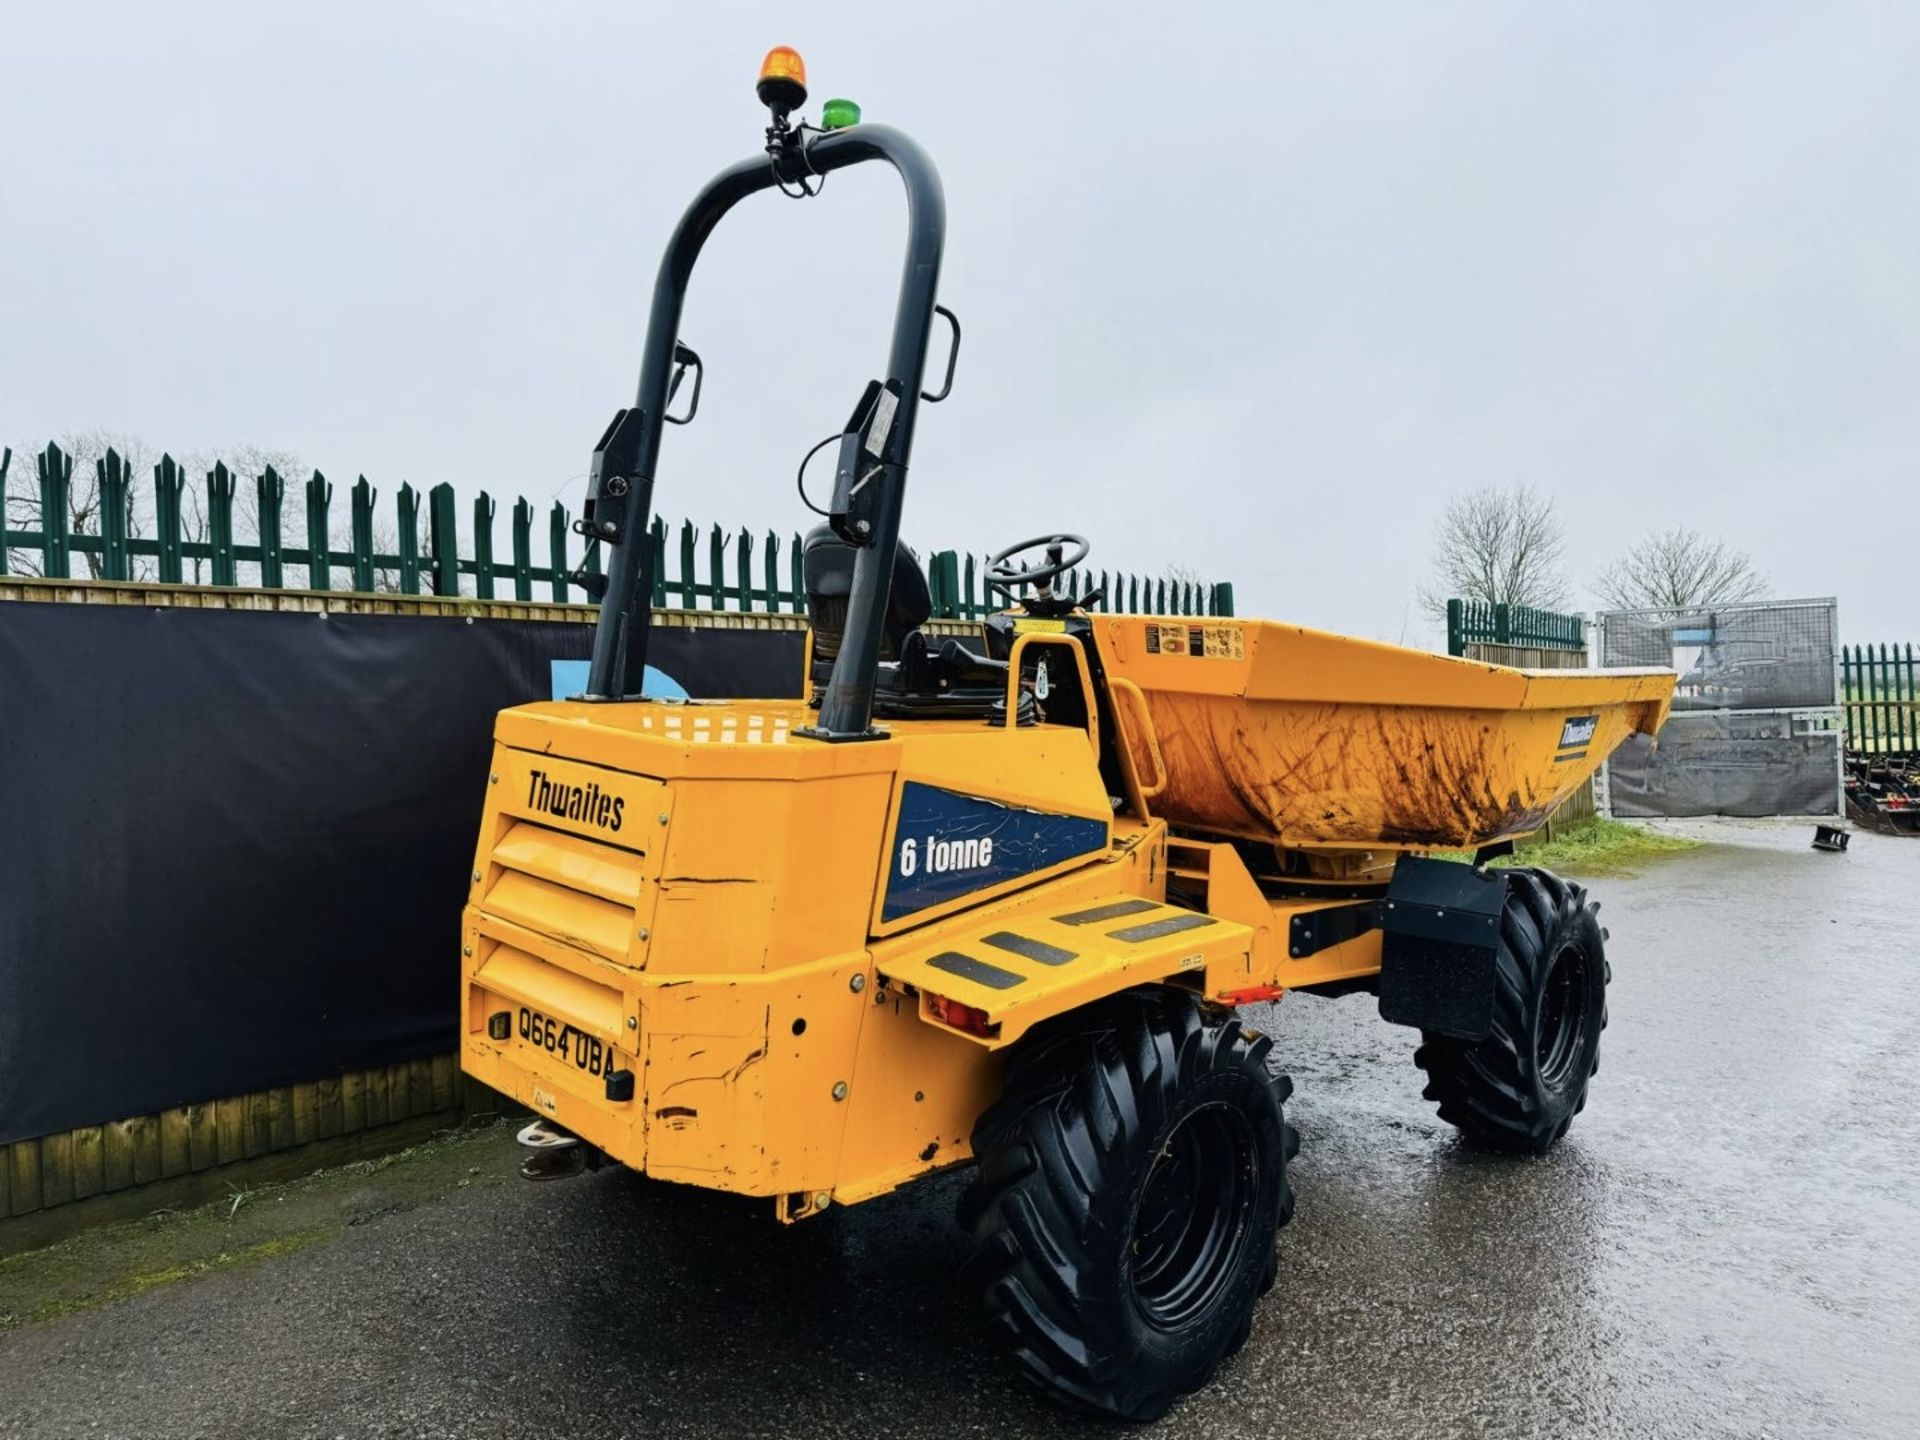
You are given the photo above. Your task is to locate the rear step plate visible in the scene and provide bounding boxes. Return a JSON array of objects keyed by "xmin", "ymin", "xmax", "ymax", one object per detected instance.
[{"xmin": 877, "ymin": 896, "xmax": 1252, "ymax": 1047}]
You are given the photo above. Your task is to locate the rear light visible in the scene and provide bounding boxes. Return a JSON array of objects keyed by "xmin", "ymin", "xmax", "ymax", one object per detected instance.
[
  {"xmin": 926, "ymin": 992, "xmax": 998, "ymax": 1039},
  {"xmin": 487, "ymin": 1011, "xmax": 512, "ymax": 1040}
]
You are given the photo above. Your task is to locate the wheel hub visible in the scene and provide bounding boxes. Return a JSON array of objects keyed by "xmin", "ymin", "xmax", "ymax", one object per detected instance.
[
  {"xmin": 1131, "ymin": 1103, "xmax": 1258, "ymax": 1329},
  {"xmin": 1535, "ymin": 942, "xmax": 1593, "ymax": 1090}
]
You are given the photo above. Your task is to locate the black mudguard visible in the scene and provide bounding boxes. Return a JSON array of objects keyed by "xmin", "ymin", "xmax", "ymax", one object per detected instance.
[{"xmin": 1376, "ymin": 856, "xmax": 1508, "ymax": 1041}]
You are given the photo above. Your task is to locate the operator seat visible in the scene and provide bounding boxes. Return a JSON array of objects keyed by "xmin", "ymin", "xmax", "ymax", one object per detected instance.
[
  {"xmin": 802, "ymin": 524, "xmax": 932, "ymax": 664},
  {"xmin": 802, "ymin": 526, "xmax": 1009, "ymax": 714}
]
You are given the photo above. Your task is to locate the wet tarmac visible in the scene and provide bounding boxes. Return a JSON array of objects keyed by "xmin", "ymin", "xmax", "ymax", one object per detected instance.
[{"xmin": 2, "ymin": 820, "xmax": 1916, "ymax": 1438}]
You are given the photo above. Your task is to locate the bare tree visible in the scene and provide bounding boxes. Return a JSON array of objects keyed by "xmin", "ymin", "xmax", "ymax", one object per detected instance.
[
  {"xmin": 177, "ymin": 443, "xmax": 307, "ymax": 584},
  {"xmin": 1419, "ymin": 483, "xmax": 1572, "ymax": 618},
  {"xmin": 4, "ymin": 431, "xmax": 159, "ymax": 579},
  {"xmin": 6, "ymin": 436, "xmax": 414, "ymax": 593},
  {"xmin": 1592, "ymin": 527, "xmax": 1767, "ymax": 613}
]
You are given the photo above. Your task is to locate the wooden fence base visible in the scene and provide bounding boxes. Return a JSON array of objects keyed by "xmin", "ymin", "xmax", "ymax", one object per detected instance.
[{"xmin": 0, "ymin": 1057, "xmax": 491, "ymax": 1257}]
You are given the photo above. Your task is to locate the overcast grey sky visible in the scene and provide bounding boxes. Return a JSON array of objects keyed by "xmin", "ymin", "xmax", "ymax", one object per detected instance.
[{"xmin": 3, "ymin": 3, "xmax": 1914, "ymax": 640}]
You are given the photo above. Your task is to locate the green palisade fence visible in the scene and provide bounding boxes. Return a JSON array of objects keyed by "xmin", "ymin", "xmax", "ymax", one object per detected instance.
[
  {"xmin": 1841, "ymin": 642, "xmax": 1919, "ymax": 756},
  {"xmin": 0, "ymin": 443, "xmax": 1229, "ymax": 617},
  {"xmin": 1446, "ymin": 598, "xmax": 1587, "ymax": 656}
]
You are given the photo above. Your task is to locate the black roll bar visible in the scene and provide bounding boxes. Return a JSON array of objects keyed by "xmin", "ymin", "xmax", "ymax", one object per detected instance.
[{"xmin": 580, "ymin": 124, "xmax": 947, "ymax": 741}]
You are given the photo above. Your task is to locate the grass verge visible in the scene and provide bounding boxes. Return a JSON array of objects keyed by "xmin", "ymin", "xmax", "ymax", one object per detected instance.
[{"xmin": 1447, "ymin": 817, "xmax": 1701, "ymax": 873}]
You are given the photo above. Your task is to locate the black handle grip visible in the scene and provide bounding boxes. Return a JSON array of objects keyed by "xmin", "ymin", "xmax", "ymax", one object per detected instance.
[
  {"xmin": 664, "ymin": 342, "xmax": 703, "ymax": 425},
  {"xmin": 920, "ymin": 306, "xmax": 960, "ymax": 403}
]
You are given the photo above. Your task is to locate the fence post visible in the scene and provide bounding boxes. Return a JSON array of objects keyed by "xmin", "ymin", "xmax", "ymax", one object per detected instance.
[
  {"xmin": 0, "ymin": 446, "xmax": 9, "ymax": 576},
  {"xmin": 547, "ymin": 503, "xmax": 568, "ymax": 602},
  {"xmin": 649, "ymin": 516, "xmax": 668, "ymax": 605},
  {"xmin": 763, "ymin": 530, "xmax": 780, "ymax": 613},
  {"xmin": 789, "ymin": 532, "xmax": 805, "ymax": 613},
  {"xmin": 428, "ymin": 483, "xmax": 460, "ymax": 596},
  {"xmin": 1880, "ymin": 643, "xmax": 1893, "ymax": 756},
  {"xmin": 350, "ymin": 477, "xmax": 376, "ymax": 593},
  {"xmin": 927, "ymin": 550, "xmax": 955, "ymax": 617},
  {"xmin": 305, "ymin": 471, "xmax": 333, "ymax": 591},
  {"xmin": 98, "ymin": 449, "xmax": 132, "ymax": 581},
  {"xmin": 1211, "ymin": 581, "xmax": 1234, "ymax": 617},
  {"xmin": 38, "ymin": 443, "xmax": 72, "ymax": 579},
  {"xmin": 257, "ymin": 466, "xmax": 285, "ymax": 588},
  {"xmin": 1446, "ymin": 599, "xmax": 1463, "ymax": 656},
  {"xmin": 509, "ymin": 498, "xmax": 533, "ymax": 601},
  {"xmin": 675, "ymin": 522, "xmax": 696, "ymax": 608},
  {"xmin": 397, "ymin": 484, "xmax": 423, "ymax": 594},
  {"xmin": 154, "ymin": 455, "xmax": 184, "ymax": 583},
  {"xmin": 1907, "ymin": 643, "xmax": 1917, "ymax": 753},
  {"xmin": 208, "ymin": 462, "xmax": 237, "ymax": 586},
  {"xmin": 471, "ymin": 492, "xmax": 496, "ymax": 600}
]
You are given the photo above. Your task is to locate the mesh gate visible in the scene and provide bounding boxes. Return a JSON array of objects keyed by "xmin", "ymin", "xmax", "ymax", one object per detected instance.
[{"xmin": 1596, "ymin": 598, "xmax": 1843, "ymax": 819}]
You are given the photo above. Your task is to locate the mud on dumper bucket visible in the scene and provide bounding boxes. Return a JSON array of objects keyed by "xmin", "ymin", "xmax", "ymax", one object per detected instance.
[{"xmin": 1095, "ymin": 617, "xmax": 1674, "ymax": 850}]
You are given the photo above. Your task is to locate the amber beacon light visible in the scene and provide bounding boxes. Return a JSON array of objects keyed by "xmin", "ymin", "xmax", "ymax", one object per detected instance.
[{"xmin": 756, "ymin": 46, "xmax": 808, "ymax": 118}]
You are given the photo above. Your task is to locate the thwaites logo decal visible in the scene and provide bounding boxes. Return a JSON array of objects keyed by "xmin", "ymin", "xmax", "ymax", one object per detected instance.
[
  {"xmin": 525, "ymin": 768, "xmax": 625, "ymax": 832},
  {"xmin": 1555, "ymin": 714, "xmax": 1599, "ymax": 762},
  {"xmin": 883, "ymin": 782, "xmax": 1107, "ymax": 921}
]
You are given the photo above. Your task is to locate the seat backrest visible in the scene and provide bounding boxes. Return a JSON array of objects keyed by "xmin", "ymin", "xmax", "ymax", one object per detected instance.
[{"xmin": 802, "ymin": 524, "xmax": 932, "ymax": 662}]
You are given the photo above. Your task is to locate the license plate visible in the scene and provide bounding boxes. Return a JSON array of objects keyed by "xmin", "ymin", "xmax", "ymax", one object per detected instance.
[{"xmin": 517, "ymin": 1006, "xmax": 619, "ymax": 1079}]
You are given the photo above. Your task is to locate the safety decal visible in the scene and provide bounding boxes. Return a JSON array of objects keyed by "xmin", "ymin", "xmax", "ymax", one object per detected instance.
[
  {"xmin": 883, "ymin": 782, "xmax": 1108, "ymax": 922},
  {"xmin": 1142, "ymin": 622, "xmax": 1243, "ymax": 660}
]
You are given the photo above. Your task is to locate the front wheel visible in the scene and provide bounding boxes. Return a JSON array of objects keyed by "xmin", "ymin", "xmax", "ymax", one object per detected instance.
[
  {"xmin": 1415, "ymin": 866, "xmax": 1609, "ymax": 1153},
  {"xmin": 960, "ymin": 990, "xmax": 1297, "ymax": 1422}
]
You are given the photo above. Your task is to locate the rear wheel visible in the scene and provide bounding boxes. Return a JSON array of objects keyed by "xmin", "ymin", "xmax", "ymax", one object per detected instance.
[
  {"xmin": 1414, "ymin": 867, "xmax": 1608, "ymax": 1153},
  {"xmin": 960, "ymin": 990, "xmax": 1297, "ymax": 1422}
]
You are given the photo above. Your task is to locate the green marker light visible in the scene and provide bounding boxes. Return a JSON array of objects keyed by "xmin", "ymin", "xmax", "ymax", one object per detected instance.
[{"xmin": 821, "ymin": 97, "xmax": 862, "ymax": 130}]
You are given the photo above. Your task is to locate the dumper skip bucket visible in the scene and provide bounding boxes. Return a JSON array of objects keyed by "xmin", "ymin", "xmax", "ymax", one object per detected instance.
[{"xmin": 1095, "ymin": 617, "xmax": 1674, "ymax": 850}]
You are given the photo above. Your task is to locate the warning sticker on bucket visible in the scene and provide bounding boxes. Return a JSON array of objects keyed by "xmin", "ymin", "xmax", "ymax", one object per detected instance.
[{"xmin": 1143, "ymin": 622, "xmax": 1243, "ymax": 660}]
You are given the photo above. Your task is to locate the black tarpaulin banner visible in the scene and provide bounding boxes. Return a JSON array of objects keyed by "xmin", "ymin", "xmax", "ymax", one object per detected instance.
[{"xmin": 0, "ymin": 604, "xmax": 804, "ymax": 1145}]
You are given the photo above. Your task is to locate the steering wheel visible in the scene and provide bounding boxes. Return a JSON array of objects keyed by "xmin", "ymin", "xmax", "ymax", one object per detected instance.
[{"xmin": 984, "ymin": 533, "xmax": 1091, "ymax": 595}]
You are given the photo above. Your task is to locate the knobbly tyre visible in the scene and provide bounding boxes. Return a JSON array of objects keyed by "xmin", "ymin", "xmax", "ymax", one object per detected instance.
[{"xmin": 459, "ymin": 49, "xmax": 1678, "ymax": 1422}]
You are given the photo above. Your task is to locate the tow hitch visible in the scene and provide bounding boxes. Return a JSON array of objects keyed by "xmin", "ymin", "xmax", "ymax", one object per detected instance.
[{"xmin": 516, "ymin": 1119, "xmax": 599, "ymax": 1181}]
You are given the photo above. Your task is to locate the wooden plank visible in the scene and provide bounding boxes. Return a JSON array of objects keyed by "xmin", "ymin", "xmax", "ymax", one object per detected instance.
[
  {"xmin": 431, "ymin": 1054, "xmax": 455, "ymax": 1110},
  {"xmin": 160, "ymin": 1108, "xmax": 192, "ymax": 1178},
  {"xmin": 341, "ymin": 1070, "xmax": 366, "ymax": 1134},
  {"xmin": 70, "ymin": 1126, "xmax": 106, "ymax": 1200},
  {"xmin": 102, "ymin": 1120, "xmax": 137, "ymax": 1193},
  {"xmin": 8, "ymin": 1142, "xmax": 40, "ymax": 1215},
  {"xmin": 216, "ymin": 1097, "xmax": 246, "ymax": 1165},
  {"xmin": 244, "ymin": 1092, "xmax": 272, "ymax": 1158},
  {"xmin": 38, "ymin": 1133, "xmax": 74, "ymax": 1209},
  {"xmin": 387, "ymin": 1062, "xmax": 410, "ymax": 1121},
  {"xmin": 408, "ymin": 1059, "xmax": 435, "ymax": 1118},
  {"xmin": 188, "ymin": 1104, "xmax": 218, "ymax": 1171},
  {"xmin": 292, "ymin": 1082, "xmax": 317, "ymax": 1146},
  {"xmin": 130, "ymin": 1115, "xmax": 161, "ymax": 1186},
  {"xmin": 362, "ymin": 1066, "xmax": 389, "ymax": 1129},
  {"xmin": 315, "ymin": 1076, "xmax": 343, "ymax": 1140},
  {"xmin": 267, "ymin": 1087, "xmax": 294, "ymax": 1151}
]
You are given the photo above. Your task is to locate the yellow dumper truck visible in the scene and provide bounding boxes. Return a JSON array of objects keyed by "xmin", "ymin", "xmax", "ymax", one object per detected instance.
[{"xmin": 459, "ymin": 50, "xmax": 1676, "ymax": 1421}]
